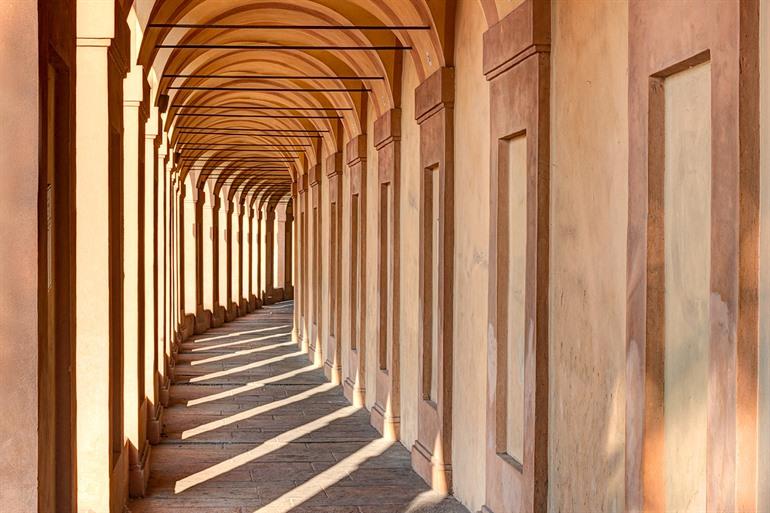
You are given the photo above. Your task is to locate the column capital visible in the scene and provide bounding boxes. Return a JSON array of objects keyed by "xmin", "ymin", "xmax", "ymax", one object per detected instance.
[
  {"xmin": 415, "ymin": 67, "xmax": 455, "ymax": 125},
  {"xmin": 325, "ymin": 151, "xmax": 343, "ymax": 178},
  {"xmin": 308, "ymin": 163, "xmax": 322, "ymax": 187},
  {"xmin": 345, "ymin": 134, "xmax": 367, "ymax": 166},
  {"xmin": 374, "ymin": 109, "xmax": 401, "ymax": 150}
]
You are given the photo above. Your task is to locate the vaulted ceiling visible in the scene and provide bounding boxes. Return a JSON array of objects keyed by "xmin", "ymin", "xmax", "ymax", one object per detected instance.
[{"xmin": 132, "ymin": 0, "xmax": 508, "ymax": 205}]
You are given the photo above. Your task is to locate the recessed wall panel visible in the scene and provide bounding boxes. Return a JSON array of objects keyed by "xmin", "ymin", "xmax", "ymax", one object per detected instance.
[
  {"xmin": 505, "ymin": 134, "xmax": 527, "ymax": 464},
  {"xmin": 663, "ymin": 60, "xmax": 711, "ymax": 513}
]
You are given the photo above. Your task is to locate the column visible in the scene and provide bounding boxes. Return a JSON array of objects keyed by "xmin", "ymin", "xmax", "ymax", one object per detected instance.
[
  {"xmin": 123, "ymin": 57, "xmax": 150, "ymax": 497},
  {"xmin": 148, "ymin": 110, "xmax": 165, "ymax": 440},
  {"xmin": 275, "ymin": 202, "xmax": 288, "ymax": 300},
  {"xmin": 284, "ymin": 202, "xmax": 294, "ymax": 298},
  {"xmin": 202, "ymin": 187, "xmax": 216, "ymax": 320},
  {"xmin": 211, "ymin": 194, "xmax": 225, "ymax": 327},
  {"xmin": 246, "ymin": 203, "xmax": 257, "ymax": 311},
  {"xmin": 237, "ymin": 199, "xmax": 246, "ymax": 314},
  {"xmin": 264, "ymin": 206, "xmax": 276, "ymax": 304},
  {"xmin": 225, "ymin": 198, "xmax": 237, "ymax": 321},
  {"xmin": 371, "ymin": 110, "xmax": 401, "ymax": 441},
  {"xmin": 308, "ymin": 164, "xmax": 322, "ymax": 365},
  {"xmin": 181, "ymin": 177, "xmax": 197, "ymax": 338},
  {"xmin": 193, "ymin": 185, "xmax": 210, "ymax": 333},
  {"xmin": 250, "ymin": 199, "xmax": 262, "ymax": 309},
  {"xmin": 324, "ymin": 152, "xmax": 343, "ymax": 384},
  {"xmin": 75, "ymin": 3, "xmax": 130, "ymax": 510},
  {"xmin": 343, "ymin": 135, "xmax": 367, "ymax": 407}
]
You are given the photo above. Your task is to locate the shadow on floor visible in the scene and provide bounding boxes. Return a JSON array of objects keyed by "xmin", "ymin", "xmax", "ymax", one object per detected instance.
[{"xmin": 128, "ymin": 301, "xmax": 469, "ymax": 513}]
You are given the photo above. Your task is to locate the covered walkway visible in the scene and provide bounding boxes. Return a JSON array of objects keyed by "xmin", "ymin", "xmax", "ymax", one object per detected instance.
[
  {"xmin": 4, "ymin": 1, "xmax": 770, "ymax": 513},
  {"xmin": 129, "ymin": 302, "xmax": 466, "ymax": 513}
]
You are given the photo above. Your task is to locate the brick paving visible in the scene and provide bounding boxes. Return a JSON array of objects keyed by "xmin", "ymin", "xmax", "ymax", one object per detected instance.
[{"xmin": 128, "ymin": 301, "xmax": 469, "ymax": 513}]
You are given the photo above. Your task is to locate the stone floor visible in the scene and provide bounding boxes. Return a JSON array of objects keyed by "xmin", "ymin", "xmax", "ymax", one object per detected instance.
[{"xmin": 128, "ymin": 301, "xmax": 469, "ymax": 513}]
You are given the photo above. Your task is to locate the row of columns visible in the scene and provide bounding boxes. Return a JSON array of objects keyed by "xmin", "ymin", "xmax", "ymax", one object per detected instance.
[{"xmin": 174, "ymin": 182, "xmax": 294, "ymax": 340}]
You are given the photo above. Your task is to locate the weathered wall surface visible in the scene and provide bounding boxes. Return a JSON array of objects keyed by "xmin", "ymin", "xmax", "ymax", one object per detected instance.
[
  {"xmin": 398, "ymin": 57, "xmax": 421, "ymax": 450},
  {"xmin": 451, "ymin": 0, "xmax": 491, "ymax": 509},
  {"xmin": 548, "ymin": 2, "xmax": 628, "ymax": 512},
  {"xmin": 0, "ymin": 3, "xmax": 39, "ymax": 511}
]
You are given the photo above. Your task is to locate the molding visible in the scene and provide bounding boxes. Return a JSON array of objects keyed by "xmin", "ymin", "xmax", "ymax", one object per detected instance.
[
  {"xmin": 374, "ymin": 109, "xmax": 401, "ymax": 149},
  {"xmin": 482, "ymin": 0, "xmax": 550, "ymax": 80},
  {"xmin": 345, "ymin": 134, "xmax": 367, "ymax": 166},
  {"xmin": 326, "ymin": 151, "xmax": 343, "ymax": 178},
  {"xmin": 415, "ymin": 67, "xmax": 455, "ymax": 124}
]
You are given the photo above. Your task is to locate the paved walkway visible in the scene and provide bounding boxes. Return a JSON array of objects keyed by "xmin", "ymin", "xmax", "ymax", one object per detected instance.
[{"xmin": 128, "ymin": 301, "xmax": 468, "ymax": 513}]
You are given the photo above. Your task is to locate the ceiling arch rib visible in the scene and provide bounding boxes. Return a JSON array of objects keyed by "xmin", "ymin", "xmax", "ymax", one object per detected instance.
[{"xmin": 138, "ymin": 0, "xmax": 452, "ymax": 202}]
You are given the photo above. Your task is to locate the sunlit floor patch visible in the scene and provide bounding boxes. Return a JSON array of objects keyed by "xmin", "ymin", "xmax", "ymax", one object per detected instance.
[{"xmin": 182, "ymin": 382, "xmax": 337, "ymax": 439}]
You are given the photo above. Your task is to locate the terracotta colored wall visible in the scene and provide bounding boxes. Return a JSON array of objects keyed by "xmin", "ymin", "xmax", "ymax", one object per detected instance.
[
  {"xmin": 0, "ymin": 3, "xmax": 40, "ymax": 511},
  {"xmin": 548, "ymin": 2, "xmax": 628, "ymax": 512},
  {"xmin": 399, "ymin": 57, "xmax": 421, "ymax": 450},
  {"xmin": 451, "ymin": 0, "xmax": 491, "ymax": 509}
]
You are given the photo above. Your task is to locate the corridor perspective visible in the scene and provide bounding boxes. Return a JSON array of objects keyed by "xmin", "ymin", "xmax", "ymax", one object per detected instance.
[{"xmin": 2, "ymin": 1, "xmax": 770, "ymax": 513}]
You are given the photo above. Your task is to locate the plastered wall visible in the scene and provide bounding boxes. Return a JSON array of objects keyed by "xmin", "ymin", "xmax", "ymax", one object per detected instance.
[
  {"xmin": 365, "ymin": 104, "xmax": 379, "ymax": 410},
  {"xmin": 451, "ymin": 0, "xmax": 491, "ymax": 509},
  {"xmin": 399, "ymin": 57, "xmax": 421, "ymax": 451},
  {"xmin": 0, "ymin": 3, "xmax": 40, "ymax": 511},
  {"xmin": 548, "ymin": 2, "xmax": 628, "ymax": 512}
]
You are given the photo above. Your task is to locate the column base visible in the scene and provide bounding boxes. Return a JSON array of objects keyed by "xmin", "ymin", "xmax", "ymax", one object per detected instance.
[
  {"xmin": 211, "ymin": 305, "xmax": 225, "ymax": 327},
  {"xmin": 411, "ymin": 439, "xmax": 452, "ymax": 494},
  {"xmin": 159, "ymin": 376, "xmax": 170, "ymax": 406},
  {"xmin": 323, "ymin": 358, "xmax": 342, "ymax": 385},
  {"xmin": 371, "ymin": 402, "xmax": 399, "ymax": 441},
  {"xmin": 225, "ymin": 302, "xmax": 237, "ymax": 321},
  {"xmin": 343, "ymin": 377, "xmax": 365, "ymax": 407},
  {"xmin": 128, "ymin": 443, "xmax": 152, "ymax": 497},
  {"xmin": 147, "ymin": 403, "xmax": 164, "ymax": 444},
  {"xmin": 238, "ymin": 298, "xmax": 249, "ymax": 316},
  {"xmin": 181, "ymin": 313, "xmax": 195, "ymax": 340},
  {"xmin": 194, "ymin": 309, "xmax": 211, "ymax": 334}
]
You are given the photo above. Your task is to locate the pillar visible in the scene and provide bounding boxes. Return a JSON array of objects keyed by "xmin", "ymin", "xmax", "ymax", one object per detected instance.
[
  {"xmin": 181, "ymin": 177, "xmax": 197, "ymax": 338},
  {"xmin": 231, "ymin": 200, "xmax": 243, "ymax": 316},
  {"xmin": 193, "ymin": 185, "xmax": 210, "ymax": 333},
  {"xmin": 202, "ymin": 187, "xmax": 216, "ymax": 320},
  {"xmin": 275, "ymin": 203, "xmax": 288, "ymax": 300},
  {"xmin": 246, "ymin": 203, "xmax": 256, "ymax": 311},
  {"xmin": 250, "ymin": 199, "xmax": 262, "ymax": 309},
  {"xmin": 371, "ymin": 109, "xmax": 401, "ymax": 441},
  {"xmin": 292, "ymin": 183, "xmax": 300, "ymax": 344},
  {"xmin": 324, "ymin": 152, "xmax": 343, "ymax": 385},
  {"xmin": 308, "ymin": 164, "xmax": 323, "ymax": 366},
  {"xmin": 224, "ymin": 198, "xmax": 237, "ymax": 321},
  {"xmin": 75, "ymin": 2, "xmax": 130, "ymax": 510},
  {"xmin": 343, "ymin": 135, "xmax": 367, "ymax": 407},
  {"xmin": 122, "ymin": 53, "xmax": 151, "ymax": 497},
  {"xmin": 284, "ymin": 202, "xmax": 294, "ymax": 298},
  {"xmin": 264, "ymin": 206, "xmax": 277, "ymax": 304},
  {"xmin": 147, "ymin": 107, "xmax": 165, "ymax": 441},
  {"xmin": 237, "ymin": 199, "xmax": 247, "ymax": 314},
  {"xmin": 625, "ymin": 2, "xmax": 759, "ymax": 512}
]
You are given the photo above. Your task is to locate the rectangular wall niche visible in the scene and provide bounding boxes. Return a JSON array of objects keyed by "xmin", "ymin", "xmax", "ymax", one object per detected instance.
[
  {"xmin": 499, "ymin": 134, "xmax": 527, "ymax": 466},
  {"xmin": 422, "ymin": 164, "xmax": 441, "ymax": 402},
  {"xmin": 662, "ymin": 59, "xmax": 711, "ymax": 513},
  {"xmin": 379, "ymin": 182, "xmax": 392, "ymax": 371},
  {"xmin": 330, "ymin": 202, "xmax": 338, "ymax": 337},
  {"xmin": 350, "ymin": 194, "xmax": 360, "ymax": 351}
]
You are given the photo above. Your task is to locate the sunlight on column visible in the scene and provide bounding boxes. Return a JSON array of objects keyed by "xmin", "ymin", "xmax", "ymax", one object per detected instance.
[
  {"xmin": 187, "ymin": 364, "xmax": 316, "ymax": 406},
  {"xmin": 192, "ymin": 324, "xmax": 291, "ymax": 344},
  {"xmin": 251, "ymin": 438, "xmax": 393, "ymax": 513},
  {"xmin": 182, "ymin": 382, "xmax": 337, "ymax": 439},
  {"xmin": 190, "ymin": 331, "xmax": 291, "ymax": 352},
  {"xmin": 174, "ymin": 405, "xmax": 361, "ymax": 493},
  {"xmin": 190, "ymin": 340, "xmax": 295, "ymax": 366},
  {"xmin": 189, "ymin": 350, "xmax": 304, "ymax": 383}
]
